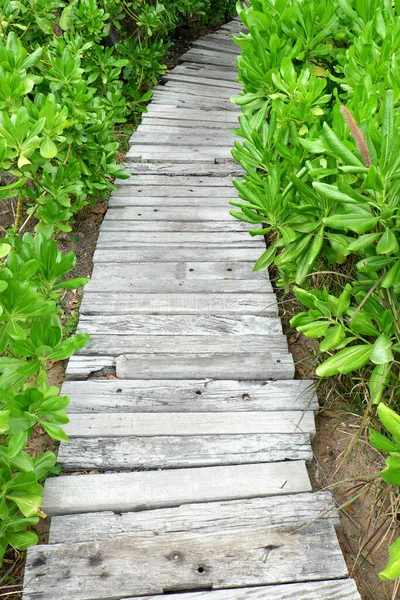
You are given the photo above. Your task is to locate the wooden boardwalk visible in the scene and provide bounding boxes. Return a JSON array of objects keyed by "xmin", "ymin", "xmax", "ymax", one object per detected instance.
[{"xmin": 23, "ymin": 18, "xmax": 361, "ymax": 600}]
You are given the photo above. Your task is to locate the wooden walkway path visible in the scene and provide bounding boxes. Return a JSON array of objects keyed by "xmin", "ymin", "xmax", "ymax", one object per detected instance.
[{"xmin": 23, "ymin": 18, "xmax": 361, "ymax": 600}]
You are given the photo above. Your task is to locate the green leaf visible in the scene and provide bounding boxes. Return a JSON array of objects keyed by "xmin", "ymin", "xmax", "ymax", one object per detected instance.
[
  {"xmin": 6, "ymin": 530, "xmax": 38, "ymax": 551},
  {"xmin": 377, "ymin": 403, "xmax": 400, "ymax": 442},
  {"xmin": 370, "ymin": 335, "xmax": 394, "ymax": 365},
  {"xmin": 59, "ymin": 4, "xmax": 74, "ymax": 30},
  {"xmin": 6, "ymin": 493, "xmax": 43, "ymax": 518},
  {"xmin": 313, "ymin": 182, "xmax": 357, "ymax": 204},
  {"xmin": 40, "ymin": 137, "xmax": 58, "ymax": 159},
  {"xmin": 297, "ymin": 321, "xmax": 330, "ymax": 339},
  {"xmin": 46, "ymin": 333, "xmax": 89, "ymax": 360},
  {"xmin": 380, "ymin": 536, "xmax": 400, "ymax": 581},
  {"xmin": 253, "ymin": 245, "xmax": 276, "ymax": 272},
  {"xmin": 0, "ymin": 243, "xmax": 11, "ymax": 259},
  {"xmin": 316, "ymin": 344, "xmax": 372, "ymax": 377},
  {"xmin": 54, "ymin": 277, "xmax": 89, "ymax": 290},
  {"xmin": 38, "ymin": 420, "xmax": 69, "ymax": 442},
  {"xmin": 320, "ymin": 325, "xmax": 345, "ymax": 352},
  {"xmin": 376, "ymin": 229, "xmax": 399, "ymax": 255},
  {"xmin": 369, "ymin": 429, "xmax": 400, "ymax": 453},
  {"xmin": 369, "ymin": 362, "xmax": 391, "ymax": 404}
]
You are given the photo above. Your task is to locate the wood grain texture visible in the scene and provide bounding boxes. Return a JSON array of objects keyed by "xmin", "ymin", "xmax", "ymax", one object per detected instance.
[
  {"xmin": 103, "ymin": 206, "xmax": 245, "ymax": 221},
  {"xmin": 58, "ymin": 432, "xmax": 312, "ymax": 470},
  {"xmin": 115, "ymin": 175, "xmax": 237, "ymax": 186},
  {"xmin": 163, "ymin": 73, "xmax": 241, "ymax": 89},
  {"xmin": 120, "ymin": 581, "xmax": 361, "ymax": 600},
  {"xmin": 23, "ymin": 521, "xmax": 347, "ymax": 600},
  {"xmin": 96, "ymin": 231, "xmax": 258, "ymax": 247},
  {"xmin": 109, "ymin": 185, "xmax": 237, "ymax": 196},
  {"xmin": 144, "ymin": 105, "xmax": 240, "ymax": 120},
  {"xmin": 131, "ymin": 131, "xmax": 235, "ymax": 146},
  {"xmin": 101, "ymin": 220, "xmax": 249, "ymax": 232},
  {"xmin": 171, "ymin": 63, "xmax": 240, "ymax": 82},
  {"xmin": 78, "ymin": 334, "xmax": 288, "ymax": 356},
  {"xmin": 92, "ymin": 247, "xmax": 260, "ymax": 263},
  {"xmin": 180, "ymin": 48, "xmax": 238, "ymax": 67},
  {"xmin": 49, "ymin": 491, "xmax": 337, "ymax": 544},
  {"xmin": 62, "ymin": 379, "xmax": 317, "ymax": 414},
  {"xmin": 84, "ymin": 278, "xmax": 270, "ymax": 294},
  {"xmin": 63, "ymin": 411, "xmax": 315, "ymax": 438},
  {"xmin": 79, "ymin": 293, "xmax": 279, "ymax": 316},
  {"xmin": 120, "ymin": 162, "xmax": 243, "ymax": 177},
  {"xmin": 42, "ymin": 462, "xmax": 312, "ymax": 516}
]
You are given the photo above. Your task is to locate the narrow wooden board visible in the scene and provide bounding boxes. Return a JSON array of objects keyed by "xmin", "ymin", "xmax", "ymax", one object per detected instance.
[
  {"xmin": 130, "ymin": 132, "xmax": 235, "ymax": 146},
  {"xmin": 58, "ymin": 433, "xmax": 312, "ymax": 470},
  {"xmin": 171, "ymin": 63, "xmax": 239, "ymax": 82},
  {"xmin": 120, "ymin": 581, "xmax": 361, "ymax": 600},
  {"xmin": 77, "ymin": 334, "xmax": 288, "ymax": 356},
  {"xmin": 49, "ymin": 491, "xmax": 336, "ymax": 543},
  {"xmin": 96, "ymin": 231, "xmax": 256, "ymax": 247},
  {"xmin": 180, "ymin": 48, "xmax": 238, "ymax": 67},
  {"xmin": 79, "ymin": 293, "xmax": 279, "ymax": 316},
  {"xmin": 24, "ymin": 521, "xmax": 347, "ymax": 600},
  {"xmin": 101, "ymin": 220, "xmax": 249, "ymax": 231},
  {"xmin": 115, "ymin": 175, "xmax": 237, "ymax": 186},
  {"xmin": 88, "ymin": 261, "xmax": 259, "ymax": 281},
  {"xmin": 92, "ymin": 247, "xmax": 260, "ymax": 263},
  {"xmin": 84, "ymin": 278, "xmax": 270, "ymax": 294},
  {"xmin": 143, "ymin": 105, "xmax": 240, "ymax": 121},
  {"xmin": 42, "ymin": 462, "xmax": 312, "ymax": 515},
  {"xmin": 64, "ymin": 411, "xmax": 314, "ymax": 438},
  {"xmin": 163, "ymin": 73, "xmax": 241, "ymax": 89},
  {"xmin": 127, "ymin": 145, "xmax": 233, "ymax": 161},
  {"xmin": 192, "ymin": 39, "xmax": 239, "ymax": 55},
  {"xmin": 67, "ymin": 351, "xmax": 292, "ymax": 380},
  {"xmin": 115, "ymin": 352, "xmax": 293, "ymax": 379},
  {"xmin": 62, "ymin": 379, "xmax": 317, "ymax": 414},
  {"xmin": 139, "ymin": 117, "xmax": 238, "ymax": 130},
  {"xmin": 107, "ymin": 196, "xmax": 236, "ymax": 207},
  {"xmin": 108, "ymin": 185, "xmax": 237, "ymax": 196},
  {"xmin": 103, "ymin": 206, "xmax": 247, "ymax": 221},
  {"xmin": 150, "ymin": 96, "xmax": 238, "ymax": 113},
  {"xmin": 161, "ymin": 83, "xmax": 235, "ymax": 100}
]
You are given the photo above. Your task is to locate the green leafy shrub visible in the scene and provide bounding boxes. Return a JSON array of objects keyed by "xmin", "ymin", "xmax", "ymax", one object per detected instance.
[{"xmin": 232, "ymin": 0, "xmax": 400, "ymax": 579}]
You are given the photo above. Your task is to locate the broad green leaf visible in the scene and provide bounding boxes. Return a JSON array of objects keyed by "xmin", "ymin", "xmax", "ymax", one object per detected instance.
[
  {"xmin": 6, "ymin": 493, "xmax": 43, "ymax": 517},
  {"xmin": 377, "ymin": 403, "xmax": 400, "ymax": 442},
  {"xmin": 6, "ymin": 530, "xmax": 38, "ymax": 551},
  {"xmin": 369, "ymin": 429, "xmax": 400, "ymax": 453},
  {"xmin": 370, "ymin": 335, "xmax": 394, "ymax": 365},
  {"xmin": 40, "ymin": 137, "xmax": 58, "ymax": 159},
  {"xmin": 46, "ymin": 333, "xmax": 89, "ymax": 360},
  {"xmin": 376, "ymin": 229, "xmax": 399, "ymax": 255},
  {"xmin": 0, "ymin": 243, "xmax": 11, "ymax": 259},
  {"xmin": 316, "ymin": 344, "xmax": 372, "ymax": 377},
  {"xmin": 59, "ymin": 4, "xmax": 74, "ymax": 30},
  {"xmin": 253, "ymin": 245, "xmax": 276, "ymax": 272},
  {"xmin": 369, "ymin": 362, "xmax": 391, "ymax": 404},
  {"xmin": 380, "ymin": 537, "xmax": 400, "ymax": 581},
  {"xmin": 320, "ymin": 325, "xmax": 345, "ymax": 352}
]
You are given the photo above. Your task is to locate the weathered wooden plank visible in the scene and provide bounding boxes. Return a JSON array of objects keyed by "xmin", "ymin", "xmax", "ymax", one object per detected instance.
[
  {"xmin": 139, "ymin": 117, "xmax": 237, "ymax": 130},
  {"xmin": 92, "ymin": 247, "xmax": 260, "ymax": 263},
  {"xmin": 88, "ymin": 261, "xmax": 259, "ymax": 281},
  {"xmin": 65, "ymin": 356, "xmax": 115, "ymax": 380},
  {"xmin": 49, "ymin": 491, "xmax": 336, "ymax": 544},
  {"xmin": 130, "ymin": 132, "xmax": 235, "ymax": 146},
  {"xmin": 161, "ymin": 83, "xmax": 235, "ymax": 100},
  {"xmin": 181, "ymin": 48, "xmax": 238, "ymax": 67},
  {"xmin": 64, "ymin": 411, "xmax": 314, "ymax": 438},
  {"xmin": 84, "ymin": 278, "xmax": 269, "ymax": 294},
  {"xmin": 150, "ymin": 95, "xmax": 238, "ymax": 113},
  {"xmin": 79, "ymin": 293, "xmax": 279, "ymax": 316},
  {"xmin": 109, "ymin": 185, "xmax": 237, "ymax": 196},
  {"xmin": 42, "ymin": 462, "xmax": 312, "ymax": 515},
  {"xmin": 108, "ymin": 196, "xmax": 235, "ymax": 207},
  {"xmin": 67, "ymin": 351, "xmax": 292, "ymax": 380},
  {"xmin": 144, "ymin": 105, "xmax": 240, "ymax": 120},
  {"xmin": 171, "ymin": 63, "xmax": 239, "ymax": 82},
  {"xmin": 127, "ymin": 145, "xmax": 233, "ymax": 161},
  {"xmin": 62, "ymin": 378, "xmax": 317, "ymax": 414},
  {"xmin": 96, "ymin": 231, "xmax": 256, "ymax": 247},
  {"xmin": 101, "ymin": 220, "xmax": 249, "ymax": 232},
  {"xmin": 120, "ymin": 581, "xmax": 361, "ymax": 600},
  {"xmin": 130, "ymin": 126, "xmax": 237, "ymax": 139},
  {"xmin": 121, "ymin": 163, "xmax": 243, "ymax": 178},
  {"xmin": 192, "ymin": 39, "xmax": 239, "ymax": 55},
  {"xmin": 24, "ymin": 521, "xmax": 347, "ymax": 600},
  {"xmin": 163, "ymin": 72, "xmax": 241, "ymax": 89},
  {"xmin": 78, "ymin": 334, "xmax": 288, "ymax": 356},
  {"xmin": 115, "ymin": 175, "xmax": 237, "ymax": 186},
  {"xmin": 103, "ymin": 206, "xmax": 247, "ymax": 221},
  {"xmin": 58, "ymin": 433, "xmax": 313, "ymax": 470}
]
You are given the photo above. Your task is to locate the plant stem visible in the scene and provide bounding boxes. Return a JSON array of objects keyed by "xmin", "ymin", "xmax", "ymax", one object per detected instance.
[{"xmin": 13, "ymin": 193, "xmax": 24, "ymax": 235}]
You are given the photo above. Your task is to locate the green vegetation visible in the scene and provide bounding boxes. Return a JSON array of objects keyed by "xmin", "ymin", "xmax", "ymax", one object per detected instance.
[
  {"xmin": 0, "ymin": 0, "xmax": 236, "ymax": 564},
  {"xmin": 232, "ymin": 0, "xmax": 400, "ymax": 580}
]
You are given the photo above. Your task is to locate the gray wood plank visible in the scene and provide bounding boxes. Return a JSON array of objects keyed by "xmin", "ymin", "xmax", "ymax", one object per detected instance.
[
  {"xmin": 57, "ymin": 433, "xmax": 313, "ymax": 470},
  {"xmin": 161, "ymin": 82, "xmax": 235, "ymax": 100},
  {"xmin": 192, "ymin": 39, "xmax": 240, "ymax": 55},
  {"xmin": 92, "ymin": 247, "xmax": 260, "ymax": 263},
  {"xmin": 181, "ymin": 48, "xmax": 238, "ymax": 67},
  {"xmin": 64, "ymin": 411, "xmax": 314, "ymax": 438},
  {"xmin": 88, "ymin": 261, "xmax": 259, "ymax": 281},
  {"xmin": 79, "ymin": 293, "xmax": 279, "ymax": 316},
  {"xmin": 67, "ymin": 351, "xmax": 293, "ymax": 380},
  {"xmin": 78, "ymin": 334, "xmax": 288, "ymax": 356},
  {"xmin": 62, "ymin": 379, "xmax": 317, "ymax": 414},
  {"xmin": 144, "ymin": 105, "xmax": 240, "ymax": 120},
  {"xmin": 42, "ymin": 462, "xmax": 312, "ymax": 515},
  {"xmin": 164, "ymin": 73, "xmax": 241, "ymax": 89},
  {"xmin": 84, "ymin": 278, "xmax": 270, "ymax": 294},
  {"xmin": 120, "ymin": 581, "xmax": 361, "ymax": 600},
  {"xmin": 107, "ymin": 196, "xmax": 236, "ymax": 207},
  {"xmin": 103, "ymin": 206, "xmax": 247, "ymax": 221},
  {"xmin": 96, "ymin": 231, "xmax": 256, "ymax": 247},
  {"xmin": 121, "ymin": 163, "xmax": 243, "ymax": 177},
  {"xmin": 115, "ymin": 175, "xmax": 237, "ymax": 186},
  {"xmin": 150, "ymin": 96, "xmax": 238, "ymax": 113},
  {"xmin": 139, "ymin": 117, "xmax": 237, "ymax": 130},
  {"xmin": 49, "ymin": 491, "xmax": 336, "ymax": 544},
  {"xmin": 130, "ymin": 125, "xmax": 237, "ymax": 138},
  {"xmin": 130, "ymin": 132, "xmax": 235, "ymax": 146},
  {"xmin": 23, "ymin": 521, "xmax": 347, "ymax": 600},
  {"xmin": 101, "ymin": 220, "xmax": 249, "ymax": 231},
  {"xmin": 171, "ymin": 63, "xmax": 239, "ymax": 82},
  {"xmin": 108, "ymin": 185, "xmax": 237, "ymax": 196},
  {"xmin": 127, "ymin": 145, "xmax": 233, "ymax": 161}
]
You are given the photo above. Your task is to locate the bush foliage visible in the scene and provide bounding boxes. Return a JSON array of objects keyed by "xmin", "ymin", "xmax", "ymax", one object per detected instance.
[
  {"xmin": 0, "ymin": 0, "xmax": 236, "ymax": 563},
  {"xmin": 232, "ymin": 0, "xmax": 400, "ymax": 580}
]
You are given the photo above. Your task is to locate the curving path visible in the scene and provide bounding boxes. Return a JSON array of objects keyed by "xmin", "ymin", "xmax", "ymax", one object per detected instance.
[{"xmin": 23, "ymin": 18, "xmax": 361, "ymax": 600}]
